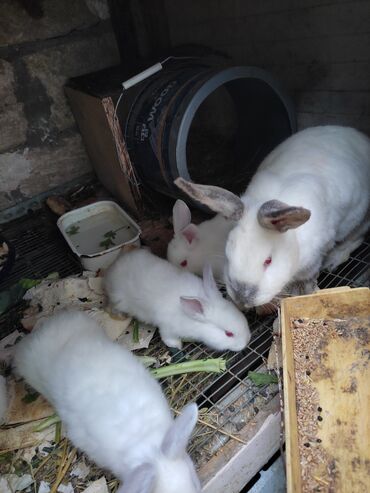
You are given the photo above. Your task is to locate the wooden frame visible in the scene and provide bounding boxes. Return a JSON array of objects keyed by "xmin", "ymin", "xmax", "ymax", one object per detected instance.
[{"xmin": 281, "ymin": 287, "xmax": 370, "ymax": 492}]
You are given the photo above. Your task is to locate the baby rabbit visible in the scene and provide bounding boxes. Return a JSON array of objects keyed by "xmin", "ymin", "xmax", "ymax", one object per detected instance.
[
  {"xmin": 167, "ymin": 199, "xmax": 234, "ymax": 281},
  {"xmin": 14, "ymin": 310, "xmax": 201, "ymax": 493},
  {"xmin": 104, "ymin": 248, "xmax": 250, "ymax": 351},
  {"xmin": 176, "ymin": 126, "xmax": 370, "ymax": 309}
]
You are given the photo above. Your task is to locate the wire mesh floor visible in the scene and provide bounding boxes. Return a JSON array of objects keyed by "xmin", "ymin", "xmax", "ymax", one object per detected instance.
[{"xmin": 0, "ymin": 207, "xmax": 369, "ymax": 468}]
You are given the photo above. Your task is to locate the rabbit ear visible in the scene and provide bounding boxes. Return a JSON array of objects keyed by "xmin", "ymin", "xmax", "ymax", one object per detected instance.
[
  {"xmin": 117, "ymin": 463, "xmax": 156, "ymax": 493},
  {"xmin": 202, "ymin": 263, "xmax": 219, "ymax": 298},
  {"xmin": 258, "ymin": 200, "xmax": 311, "ymax": 232},
  {"xmin": 175, "ymin": 178, "xmax": 244, "ymax": 220},
  {"xmin": 181, "ymin": 224, "xmax": 199, "ymax": 244},
  {"xmin": 161, "ymin": 403, "xmax": 198, "ymax": 459},
  {"xmin": 173, "ymin": 199, "xmax": 192, "ymax": 233},
  {"xmin": 180, "ymin": 297, "xmax": 206, "ymax": 320}
]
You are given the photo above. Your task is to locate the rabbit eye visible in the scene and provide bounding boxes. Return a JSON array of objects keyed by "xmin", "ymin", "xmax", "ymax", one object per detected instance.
[
  {"xmin": 264, "ymin": 257, "xmax": 272, "ymax": 267},
  {"xmin": 180, "ymin": 260, "xmax": 187, "ymax": 267},
  {"xmin": 225, "ymin": 331, "xmax": 234, "ymax": 337}
]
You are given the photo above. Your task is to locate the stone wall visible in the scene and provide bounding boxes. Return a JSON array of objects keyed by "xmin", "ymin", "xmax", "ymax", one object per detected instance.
[{"xmin": 0, "ymin": 0, "xmax": 120, "ymax": 212}]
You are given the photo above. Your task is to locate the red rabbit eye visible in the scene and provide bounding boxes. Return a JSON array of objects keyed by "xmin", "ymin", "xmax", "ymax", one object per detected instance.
[
  {"xmin": 180, "ymin": 260, "xmax": 188, "ymax": 267},
  {"xmin": 225, "ymin": 331, "xmax": 234, "ymax": 337},
  {"xmin": 264, "ymin": 257, "xmax": 272, "ymax": 267}
]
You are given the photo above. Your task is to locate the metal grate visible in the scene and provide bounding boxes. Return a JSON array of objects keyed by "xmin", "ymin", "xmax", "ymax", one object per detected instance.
[
  {"xmin": 0, "ymin": 207, "xmax": 369, "ymax": 467},
  {"xmin": 0, "ymin": 209, "xmax": 81, "ymax": 289},
  {"xmin": 318, "ymin": 241, "xmax": 370, "ymax": 289},
  {"xmin": 0, "ymin": 208, "xmax": 82, "ymax": 338}
]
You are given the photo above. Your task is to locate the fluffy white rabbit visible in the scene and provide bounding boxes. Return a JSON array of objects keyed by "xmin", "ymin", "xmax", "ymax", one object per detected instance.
[
  {"xmin": 14, "ymin": 310, "xmax": 201, "ymax": 493},
  {"xmin": 0, "ymin": 375, "xmax": 7, "ymax": 423},
  {"xmin": 175, "ymin": 126, "xmax": 370, "ymax": 308},
  {"xmin": 104, "ymin": 248, "xmax": 250, "ymax": 351},
  {"xmin": 167, "ymin": 199, "xmax": 234, "ymax": 281}
]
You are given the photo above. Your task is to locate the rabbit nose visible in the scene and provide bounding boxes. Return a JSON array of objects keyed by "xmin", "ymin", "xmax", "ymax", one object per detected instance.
[{"xmin": 228, "ymin": 281, "xmax": 257, "ymax": 307}]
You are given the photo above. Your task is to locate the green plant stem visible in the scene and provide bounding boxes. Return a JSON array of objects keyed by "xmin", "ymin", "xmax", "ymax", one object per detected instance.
[
  {"xmin": 132, "ymin": 319, "xmax": 139, "ymax": 344},
  {"xmin": 150, "ymin": 358, "xmax": 226, "ymax": 379},
  {"xmin": 33, "ymin": 413, "xmax": 61, "ymax": 432},
  {"xmin": 55, "ymin": 421, "xmax": 62, "ymax": 443}
]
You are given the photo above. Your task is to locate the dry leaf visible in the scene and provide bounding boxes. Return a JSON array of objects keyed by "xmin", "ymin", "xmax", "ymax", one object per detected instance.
[
  {"xmin": 57, "ymin": 483, "xmax": 74, "ymax": 493},
  {"xmin": 38, "ymin": 481, "xmax": 51, "ymax": 493},
  {"xmin": 21, "ymin": 271, "xmax": 154, "ymax": 350},
  {"xmin": 87, "ymin": 309, "xmax": 131, "ymax": 341},
  {"xmin": 70, "ymin": 460, "xmax": 91, "ymax": 480},
  {"xmin": 0, "ymin": 474, "xmax": 33, "ymax": 492},
  {"xmin": 0, "ymin": 418, "xmax": 55, "ymax": 452},
  {"xmin": 0, "ymin": 330, "xmax": 21, "ymax": 350},
  {"xmin": 81, "ymin": 477, "xmax": 109, "ymax": 493},
  {"xmin": 5, "ymin": 377, "xmax": 54, "ymax": 425},
  {"xmin": 116, "ymin": 321, "xmax": 156, "ymax": 350}
]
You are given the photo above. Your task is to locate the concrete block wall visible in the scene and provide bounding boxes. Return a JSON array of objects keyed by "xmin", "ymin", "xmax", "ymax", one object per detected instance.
[
  {"xmin": 164, "ymin": 0, "xmax": 370, "ymax": 135},
  {"xmin": 0, "ymin": 0, "xmax": 120, "ymax": 212}
]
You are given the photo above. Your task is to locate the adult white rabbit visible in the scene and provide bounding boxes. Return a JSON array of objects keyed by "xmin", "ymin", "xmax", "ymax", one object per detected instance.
[
  {"xmin": 167, "ymin": 199, "xmax": 234, "ymax": 281},
  {"xmin": 104, "ymin": 248, "xmax": 250, "ymax": 351},
  {"xmin": 175, "ymin": 126, "xmax": 370, "ymax": 308},
  {"xmin": 14, "ymin": 310, "xmax": 201, "ymax": 493}
]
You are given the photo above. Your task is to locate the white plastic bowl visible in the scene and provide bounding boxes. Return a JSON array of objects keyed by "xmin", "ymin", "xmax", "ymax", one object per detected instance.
[{"xmin": 57, "ymin": 201, "xmax": 141, "ymax": 271}]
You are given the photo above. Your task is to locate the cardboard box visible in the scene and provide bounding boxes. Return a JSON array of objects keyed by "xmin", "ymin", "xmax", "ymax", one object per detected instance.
[{"xmin": 65, "ymin": 66, "xmax": 170, "ymax": 219}]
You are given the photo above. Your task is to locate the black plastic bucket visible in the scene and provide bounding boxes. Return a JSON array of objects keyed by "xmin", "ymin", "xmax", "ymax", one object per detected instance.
[{"xmin": 124, "ymin": 61, "xmax": 296, "ymax": 198}]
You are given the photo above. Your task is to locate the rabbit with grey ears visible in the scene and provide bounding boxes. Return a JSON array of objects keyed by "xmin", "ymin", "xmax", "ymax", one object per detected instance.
[
  {"xmin": 104, "ymin": 248, "xmax": 250, "ymax": 351},
  {"xmin": 14, "ymin": 310, "xmax": 201, "ymax": 493},
  {"xmin": 175, "ymin": 126, "xmax": 370, "ymax": 309},
  {"xmin": 167, "ymin": 199, "xmax": 234, "ymax": 281}
]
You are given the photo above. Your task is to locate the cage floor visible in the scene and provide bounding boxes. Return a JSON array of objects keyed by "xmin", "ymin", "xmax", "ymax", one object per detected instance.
[{"xmin": 0, "ymin": 207, "xmax": 369, "ymax": 468}]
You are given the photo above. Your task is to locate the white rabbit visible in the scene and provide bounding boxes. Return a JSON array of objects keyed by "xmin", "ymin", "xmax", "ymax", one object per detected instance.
[
  {"xmin": 175, "ymin": 126, "xmax": 370, "ymax": 308},
  {"xmin": 167, "ymin": 199, "xmax": 234, "ymax": 281},
  {"xmin": 104, "ymin": 248, "xmax": 250, "ymax": 351},
  {"xmin": 0, "ymin": 375, "xmax": 7, "ymax": 423},
  {"xmin": 14, "ymin": 310, "xmax": 201, "ymax": 493}
]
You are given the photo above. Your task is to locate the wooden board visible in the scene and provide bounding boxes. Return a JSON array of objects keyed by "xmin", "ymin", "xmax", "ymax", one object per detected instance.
[{"xmin": 281, "ymin": 287, "xmax": 370, "ymax": 493}]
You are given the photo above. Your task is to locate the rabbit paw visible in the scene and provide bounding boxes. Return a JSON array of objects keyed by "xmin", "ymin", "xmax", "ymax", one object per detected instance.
[{"xmin": 162, "ymin": 337, "xmax": 183, "ymax": 350}]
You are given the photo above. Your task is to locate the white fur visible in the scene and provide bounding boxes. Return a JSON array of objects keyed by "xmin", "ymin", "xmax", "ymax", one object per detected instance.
[
  {"xmin": 0, "ymin": 375, "xmax": 7, "ymax": 423},
  {"xmin": 178, "ymin": 126, "xmax": 370, "ymax": 308},
  {"xmin": 167, "ymin": 200, "xmax": 234, "ymax": 280},
  {"xmin": 14, "ymin": 310, "xmax": 201, "ymax": 493},
  {"xmin": 104, "ymin": 249, "xmax": 250, "ymax": 351}
]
